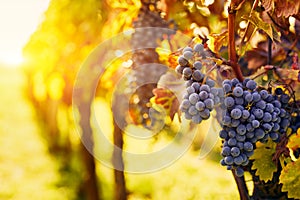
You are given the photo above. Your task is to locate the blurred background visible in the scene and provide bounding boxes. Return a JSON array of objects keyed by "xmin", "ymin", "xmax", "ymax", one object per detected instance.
[{"xmin": 0, "ymin": 0, "xmax": 258, "ymax": 199}]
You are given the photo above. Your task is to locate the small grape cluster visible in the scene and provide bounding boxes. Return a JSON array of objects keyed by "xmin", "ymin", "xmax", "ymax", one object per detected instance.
[
  {"xmin": 131, "ymin": 1, "xmax": 176, "ymax": 50},
  {"xmin": 129, "ymin": 1, "xmax": 176, "ymax": 125},
  {"xmin": 176, "ymin": 44, "xmax": 222, "ymax": 124},
  {"xmin": 219, "ymin": 78, "xmax": 291, "ymax": 177}
]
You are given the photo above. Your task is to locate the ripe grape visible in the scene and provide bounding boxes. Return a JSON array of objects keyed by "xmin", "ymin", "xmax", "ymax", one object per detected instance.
[
  {"xmin": 231, "ymin": 147, "xmax": 241, "ymax": 157},
  {"xmin": 194, "ymin": 43, "xmax": 204, "ymax": 53},
  {"xmin": 176, "ymin": 43, "xmax": 219, "ymax": 124},
  {"xmin": 233, "ymin": 87, "xmax": 243, "ymax": 97},
  {"xmin": 219, "ymin": 78, "xmax": 292, "ymax": 176},
  {"xmin": 183, "ymin": 51, "xmax": 193, "ymax": 60}
]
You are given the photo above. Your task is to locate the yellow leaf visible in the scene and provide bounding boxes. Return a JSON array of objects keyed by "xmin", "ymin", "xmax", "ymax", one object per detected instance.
[
  {"xmin": 280, "ymin": 159, "xmax": 300, "ymax": 199},
  {"xmin": 251, "ymin": 141, "xmax": 277, "ymax": 182},
  {"xmin": 207, "ymin": 31, "xmax": 228, "ymax": 54}
]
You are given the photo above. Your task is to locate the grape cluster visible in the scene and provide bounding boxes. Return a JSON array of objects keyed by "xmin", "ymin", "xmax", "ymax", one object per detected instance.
[
  {"xmin": 219, "ymin": 78, "xmax": 291, "ymax": 177},
  {"xmin": 176, "ymin": 44, "xmax": 222, "ymax": 124},
  {"xmin": 129, "ymin": 1, "xmax": 176, "ymax": 125}
]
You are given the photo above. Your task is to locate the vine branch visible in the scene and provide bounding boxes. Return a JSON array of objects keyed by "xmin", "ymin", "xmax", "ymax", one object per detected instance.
[
  {"xmin": 232, "ymin": 170, "xmax": 250, "ymax": 200},
  {"xmin": 228, "ymin": 0, "xmax": 244, "ymax": 82}
]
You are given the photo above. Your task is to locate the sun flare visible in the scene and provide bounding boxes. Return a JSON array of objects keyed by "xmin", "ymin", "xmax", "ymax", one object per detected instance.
[
  {"xmin": 0, "ymin": 0, "xmax": 50, "ymax": 67},
  {"xmin": 1, "ymin": 53, "xmax": 24, "ymax": 66}
]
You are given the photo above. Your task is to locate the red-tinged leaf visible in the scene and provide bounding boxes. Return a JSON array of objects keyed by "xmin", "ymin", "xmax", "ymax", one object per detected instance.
[
  {"xmin": 275, "ymin": 0, "xmax": 300, "ymax": 18},
  {"xmin": 245, "ymin": 41, "xmax": 286, "ymax": 70},
  {"xmin": 151, "ymin": 72, "xmax": 185, "ymax": 121},
  {"xmin": 279, "ymin": 159, "xmax": 300, "ymax": 199},
  {"xmin": 151, "ymin": 88, "xmax": 178, "ymax": 121},
  {"xmin": 245, "ymin": 48, "xmax": 268, "ymax": 70},
  {"xmin": 275, "ymin": 69, "xmax": 300, "ymax": 81},
  {"xmin": 261, "ymin": 0, "xmax": 274, "ymax": 12}
]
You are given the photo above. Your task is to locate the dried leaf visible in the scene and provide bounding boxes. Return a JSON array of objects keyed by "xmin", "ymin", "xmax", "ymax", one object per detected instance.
[
  {"xmin": 275, "ymin": 0, "xmax": 300, "ymax": 18},
  {"xmin": 261, "ymin": 0, "xmax": 275, "ymax": 12},
  {"xmin": 151, "ymin": 88, "xmax": 178, "ymax": 120},
  {"xmin": 151, "ymin": 72, "xmax": 185, "ymax": 121},
  {"xmin": 245, "ymin": 41, "xmax": 286, "ymax": 70},
  {"xmin": 276, "ymin": 69, "xmax": 300, "ymax": 81}
]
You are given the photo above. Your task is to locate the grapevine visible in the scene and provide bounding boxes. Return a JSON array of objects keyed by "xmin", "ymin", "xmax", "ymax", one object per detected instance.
[{"xmin": 175, "ymin": 43, "xmax": 223, "ymax": 124}]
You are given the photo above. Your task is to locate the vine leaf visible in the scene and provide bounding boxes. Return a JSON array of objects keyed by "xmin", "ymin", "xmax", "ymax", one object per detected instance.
[
  {"xmin": 274, "ymin": 0, "xmax": 300, "ymax": 18},
  {"xmin": 207, "ymin": 31, "xmax": 228, "ymax": 54},
  {"xmin": 261, "ymin": 0, "xmax": 274, "ymax": 12},
  {"xmin": 245, "ymin": 41, "xmax": 286, "ymax": 70},
  {"xmin": 251, "ymin": 141, "xmax": 277, "ymax": 182},
  {"xmin": 242, "ymin": 12, "xmax": 280, "ymax": 42},
  {"xmin": 279, "ymin": 159, "xmax": 300, "ymax": 199},
  {"xmin": 151, "ymin": 72, "xmax": 185, "ymax": 121},
  {"xmin": 287, "ymin": 133, "xmax": 300, "ymax": 150},
  {"xmin": 151, "ymin": 88, "xmax": 179, "ymax": 121}
]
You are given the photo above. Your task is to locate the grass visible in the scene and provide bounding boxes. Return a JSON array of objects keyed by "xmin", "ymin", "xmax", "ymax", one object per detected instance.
[
  {"xmin": 0, "ymin": 66, "xmax": 68, "ymax": 199},
  {"xmin": 0, "ymin": 66, "xmax": 241, "ymax": 199},
  {"xmin": 93, "ymin": 99, "xmax": 240, "ymax": 199}
]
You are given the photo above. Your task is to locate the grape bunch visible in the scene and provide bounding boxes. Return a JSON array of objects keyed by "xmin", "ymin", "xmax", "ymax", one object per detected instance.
[
  {"xmin": 219, "ymin": 78, "xmax": 291, "ymax": 177},
  {"xmin": 129, "ymin": 0, "xmax": 176, "ymax": 126},
  {"xmin": 176, "ymin": 44, "xmax": 222, "ymax": 124}
]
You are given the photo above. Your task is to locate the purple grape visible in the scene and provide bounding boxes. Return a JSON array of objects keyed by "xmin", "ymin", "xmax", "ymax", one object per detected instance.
[
  {"xmin": 224, "ymin": 97, "xmax": 235, "ymax": 107},
  {"xmin": 231, "ymin": 147, "xmax": 241, "ymax": 157},
  {"xmin": 178, "ymin": 56, "xmax": 188, "ymax": 66},
  {"xmin": 231, "ymin": 108, "xmax": 242, "ymax": 119},
  {"xmin": 195, "ymin": 101, "xmax": 205, "ymax": 111},
  {"xmin": 233, "ymin": 87, "xmax": 243, "ymax": 97},
  {"xmin": 245, "ymin": 79, "xmax": 257, "ymax": 90}
]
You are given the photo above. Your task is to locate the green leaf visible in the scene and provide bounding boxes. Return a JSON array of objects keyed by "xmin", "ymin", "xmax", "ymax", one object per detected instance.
[
  {"xmin": 280, "ymin": 159, "xmax": 300, "ymax": 199},
  {"xmin": 251, "ymin": 141, "xmax": 277, "ymax": 182},
  {"xmin": 242, "ymin": 12, "xmax": 280, "ymax": 42}
]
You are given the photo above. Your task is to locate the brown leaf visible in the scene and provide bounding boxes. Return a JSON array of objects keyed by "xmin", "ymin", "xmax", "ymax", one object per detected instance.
[
  {"xmin": 245, "ymin": 41, "xmax": 286, "ymax": 70},
  {"xmin": 275, "ymin": 0, "xmax": 300, "ymax": 18},
  {"xmin": 261, "ymin": 0, "xmax": 274, "ymax": 12}
]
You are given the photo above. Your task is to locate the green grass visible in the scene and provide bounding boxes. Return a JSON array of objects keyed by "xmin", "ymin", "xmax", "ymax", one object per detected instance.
[
  {"xmin": 0, "ymin": 66, "xmax": 241, "ymax": 199},
  {"xmin": 0, "ymin": 67, "xmax": 68, "ymax": 199},
  {"xmin": 93, "ymin": 99, "xmax": 240, "ymax": 199}
]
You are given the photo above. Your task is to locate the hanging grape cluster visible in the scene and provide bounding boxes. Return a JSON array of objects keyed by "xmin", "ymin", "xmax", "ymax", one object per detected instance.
[
  {"xmin": 176, "ymin": 44, "xmax": 223, "ymax": 124},
  {"xmin": 129, "ymin": 0, "xmax": 176, "ymax": 126},
  {"xmin": 219, "ymin": 78, "xmax": 291, "ymax": 177}
]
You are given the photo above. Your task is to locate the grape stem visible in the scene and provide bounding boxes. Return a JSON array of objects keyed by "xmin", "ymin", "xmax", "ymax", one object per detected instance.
[
  {"xmin": 231, "ymin": 170, "xmax": 250, "ymax": 200},
  {"xmin": 228, "ymin": 0, "xmax": 244, "ymax": 82}
]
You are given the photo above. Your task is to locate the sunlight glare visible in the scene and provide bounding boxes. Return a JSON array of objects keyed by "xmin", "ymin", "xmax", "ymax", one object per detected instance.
[
  {"xmin": 0, "ymin": 0, "xmax": 50, "ymax": 67},
  {"xmin": 1, "ymin": 53, "xmax": 24, "ymax": 66}
]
